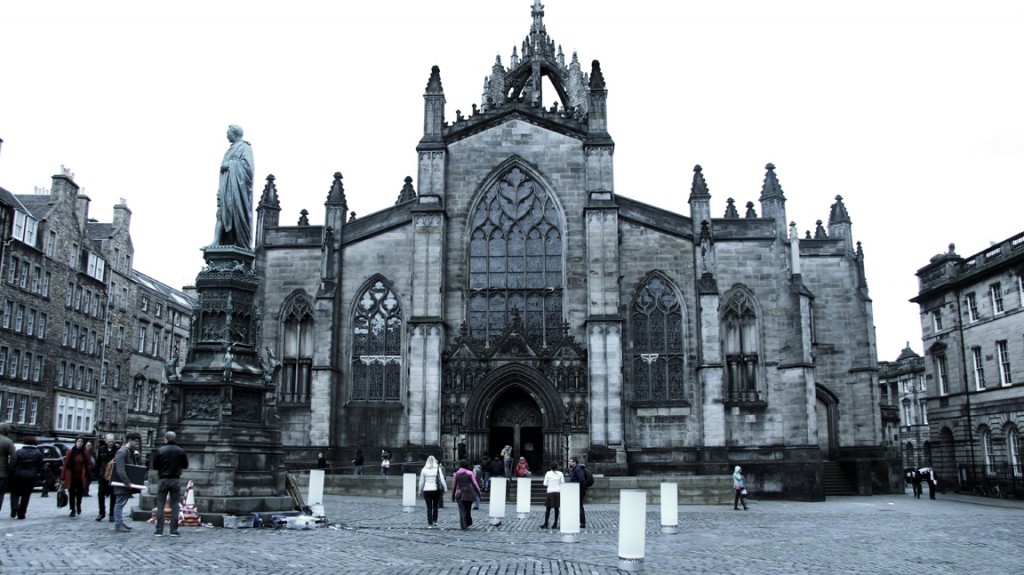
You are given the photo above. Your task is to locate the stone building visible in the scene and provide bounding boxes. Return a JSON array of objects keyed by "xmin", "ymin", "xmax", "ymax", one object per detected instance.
[
  {"xmin": 911, "ymin": 233, "xmax": 1024, "ymax": 492},
  {"xmin": 252, "ymin": 2, "xmax": 896, "ymax": 498},
  {"xmin": 0, "ymin": 167, "xmax": 193, "ymax": 449},
  {"xmin": 879, "ymin": 345, "xmax": 928, "ymax": 469}
]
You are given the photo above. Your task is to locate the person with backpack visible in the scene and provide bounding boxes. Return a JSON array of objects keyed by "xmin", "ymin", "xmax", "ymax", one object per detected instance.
[
  {"xmin": 95, "ymin": 434, "xmax": 117, "ymax": 522},
  {"xmin": 567, "ymin": 456, "xmax": 588, "ymax": 528},
  {"xmin": 453, "ymin": 459, "xmax": 482, "ymax": 530},
  {"xmin": 9, "ymin": 437, "xmax": 45, "ymax": 519},
  {"xmin": 111, "ymin": 432, "xmax": 143, "ymax": 532}
]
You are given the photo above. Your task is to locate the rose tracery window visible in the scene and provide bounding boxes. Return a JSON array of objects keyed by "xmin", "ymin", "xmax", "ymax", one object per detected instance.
[
  {"xmin": 468, "ymin": 167, "xmax": 563, "ymax": 346},
  {"xmin": 631, "ymin": 274, "xmax": 685, "ymax": 401},
  {"xmin": 351, "ymin": 280, "xmax": 402, "ymax": 402}
]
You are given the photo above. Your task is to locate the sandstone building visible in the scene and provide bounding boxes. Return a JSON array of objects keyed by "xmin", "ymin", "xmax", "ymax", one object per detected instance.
[
  {"xmin": 879, "ymin": 345, "xmax": 928, "ymax": 470},
  {"xmin": 0, "ymin": 168, "xmax": 193, "ymax": 450},
  {"xmin": 252, "ymin": 2, "xmax": 895, "ymax": 498},
  {"xmin": 912, "ymin": 232, "xmax": 1024, "ymax": 494}
]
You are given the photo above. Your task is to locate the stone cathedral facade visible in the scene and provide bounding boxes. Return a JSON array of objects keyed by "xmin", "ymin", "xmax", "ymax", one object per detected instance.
[{"xmin": 251, "ymin": 2, "xmax": 897, "ymax": 499}]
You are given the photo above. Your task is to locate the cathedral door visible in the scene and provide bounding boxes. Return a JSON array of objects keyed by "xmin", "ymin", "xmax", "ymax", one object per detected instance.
[{"xmin": 489, "ymin": 387, "xmax": 544, "ymax": 473}]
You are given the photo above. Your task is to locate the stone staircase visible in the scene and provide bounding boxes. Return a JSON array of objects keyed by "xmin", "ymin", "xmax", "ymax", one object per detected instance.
[
  {"xmin": 481, "ymin": 477, "xmax": 547, "ymax": 505},
  {"xmin": 823, "ymin": 461, "xmax": 857, "ymax": 496}
]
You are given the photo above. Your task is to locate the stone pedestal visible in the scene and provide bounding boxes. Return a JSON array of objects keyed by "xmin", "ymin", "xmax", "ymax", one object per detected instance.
[{"xmin": 155, "ymin": 245, "xmax": 292, "ymax": 516}]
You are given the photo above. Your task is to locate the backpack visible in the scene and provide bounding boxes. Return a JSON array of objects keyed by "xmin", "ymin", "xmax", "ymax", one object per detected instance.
[
  {"xmin": 104, "ymin": 459, "xmax": 115, "ymax": 481},
  {"xmin": 583, "ymin": 467, "xmax": 594, "ymax": 488}
]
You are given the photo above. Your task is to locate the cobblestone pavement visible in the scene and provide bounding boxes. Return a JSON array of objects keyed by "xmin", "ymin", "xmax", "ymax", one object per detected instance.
[{"xmin": 1, "ymin": 487, "xmax": 1021, "ymax": 574}]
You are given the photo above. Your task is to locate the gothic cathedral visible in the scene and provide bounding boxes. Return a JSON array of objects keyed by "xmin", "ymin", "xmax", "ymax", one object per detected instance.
[{"xmin": 252, "ymin": 2, "xmax": 897, "ymax": 499}]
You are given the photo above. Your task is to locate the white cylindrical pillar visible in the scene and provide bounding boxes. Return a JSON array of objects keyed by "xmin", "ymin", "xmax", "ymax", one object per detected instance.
[
  {"xmin": 660, "ymin": 482, "xmax": 678, "ymax": 534},
  {"xmin": 560, "ymin": 482, "xmax": 580, "ymax": 542},
  {"xmin": 308, "ymin": 469, "xmax": 325, "ymax": 505},
  {"xmin": 489, "ymin": 477, "xmax": 507, "ymax": 525},
  {"xmin": 516, "ymin": 477, "xmax": 532, "ymax": 518},
  {"xmin": 402, "ymin": 473, "xmax": 417, "ymax": 512},
  {"xmin": 618, "ymin": 489, "xmax": 647, "ymax": 571}
]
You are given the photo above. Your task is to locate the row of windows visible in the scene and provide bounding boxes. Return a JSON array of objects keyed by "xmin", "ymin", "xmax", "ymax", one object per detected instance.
[
  {"xmin": 934, "ymin": 276, "xmax": 1024, "ymax": 331},
  {"xmin": 6, "ymin": 256, "xmax": 51, "ymax": 297},
  {"xmin": 136, "ymin": 322, "xmax": 177, "ymax": 358},
  {"xmin": 1, "ymin": 392, "xmax": 40, "ymax": 426},
  {"xmin": 0, "ymin": 346, "xmax": 44, "ymax": 383},
  {"xmin": 65, "ymin": 281, "xmax": 106, "ymax": 319},
  {"xmin": 11, "ymin": 210, "xmax": 39, "ymax": 246},
  {"xmin": 62, "ymin": 321, "xmax": 100, "ymax": 356},
  {"xmin": 57, "ymin": 360, "xmax": 95, "ymax": 393},
  {"xmin": 935, "ymin": 340, "xmax": 1015, "ymax": 394},
  {"xmin": 2, "ymin": 301, "xmax": 48, "ymax": 339},
  {"xmin": 98, "ymin": 397, "xmax": 120, "ymax": 424}
]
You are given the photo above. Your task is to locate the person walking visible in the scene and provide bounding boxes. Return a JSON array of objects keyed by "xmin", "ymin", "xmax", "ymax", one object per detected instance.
[
  {"xmin": 920, "ymin": 466, "xmax": 938, "ymax": 500},
  {"xmin": 9, "ymin": 437, "xmax": 44, "ymax": 519},
  {"xmin": 419, "ymin": 455, "xmax": 447, "ymax": 527},
  {"xmin": 316, "ymin": 452, "xmax": 328, "ymax": 469},
  {"xmin": 567, "ymin": 456, "xmax": 588, "ymax": 528},
  {"xmin": 540, "ymin": 462, "xmax": 563, "ymax": 529},
  {"xmin": 911, "ymin": 468, "xmax": 923, "ymax": 499},
  {"xmin": 60, "ymin": 435, "xmax": 93, "ymax": 518},
  {"xmin": 453, "ymin": 459, "xmax": 482, "ymax": 530},
  {"xmin": 111, "ymin": 432, "xmax": 142, "ymax": 532},
  {"xmin": 0, "ymin": 422, "xmax": 15, "ymax": 517},
  {"xmin": 352, "ymin": 449, "xmax": 364, "ymax": 476},
  {"xmin": 95, "ymin": 434, "xmax": 117, "ymax": 522},
  {"xmin": 380, "ymin": 448, "xmax": 392, "ymax": 477},
  {"xmin": 152, "ymin": 431, "xmax": 189, "ymax": 537},
  {"xmin": 732, "ymin": 465, "xmax": 749, "ymax": 510}
]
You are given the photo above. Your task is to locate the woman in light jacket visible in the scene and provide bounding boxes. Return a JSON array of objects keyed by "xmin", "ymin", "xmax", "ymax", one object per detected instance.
[
  {"xmin": 419, "ymin": 455, "xmax": 447, "ymax": 527},
  {"xmin": 732, "ymin": 465, "xmax": 748, "ymax": 510}
]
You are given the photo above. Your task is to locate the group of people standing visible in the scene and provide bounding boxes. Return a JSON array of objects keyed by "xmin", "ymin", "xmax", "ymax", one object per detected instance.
[
  {"xmin": 0, "ymin": 425, "xmax": 189, "ymax": 535},
  {"xmin": 417, "ymin": 454, "xmax": 589, "ymax": 530}
]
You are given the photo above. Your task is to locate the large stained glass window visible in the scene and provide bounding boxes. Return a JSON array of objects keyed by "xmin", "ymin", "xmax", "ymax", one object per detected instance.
[
  {"xmin": 352, "ymin": 280, "xmax": 402, "ymax": 402},
  {"xmin": 631, "ymin": 274, "xmax": 685, "ymax": 401},
  {"xmin": 468, "ymin": 167, "xmax": 563, "ymax": 346}
]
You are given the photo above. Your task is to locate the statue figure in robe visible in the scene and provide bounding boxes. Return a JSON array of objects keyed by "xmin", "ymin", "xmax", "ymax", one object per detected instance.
[{"xmin": 213, "ymin": 124, "xmax": 254, "ymax": 248}]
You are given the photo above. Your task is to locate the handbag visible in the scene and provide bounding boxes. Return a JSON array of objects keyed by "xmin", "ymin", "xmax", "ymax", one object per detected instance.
[
  {"xmin": 740, "ymin": 488, "xmax": 749, "ymax": 497},
  {"xmin": 56, "ymin": 484, "xmax": 69, "ymax": 508},
  {"xmin": 437, "ymin": 471, "xmax": 446, "ymax": 493}
]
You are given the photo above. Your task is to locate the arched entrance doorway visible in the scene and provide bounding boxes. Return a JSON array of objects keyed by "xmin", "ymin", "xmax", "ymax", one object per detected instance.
[
  {"xmin": 489, "ymin": 387, "xmax": 544, "ymax": 473},
  {"xmin": 816, "ymin": 385, "xmax": 839, "ymax": 459}
]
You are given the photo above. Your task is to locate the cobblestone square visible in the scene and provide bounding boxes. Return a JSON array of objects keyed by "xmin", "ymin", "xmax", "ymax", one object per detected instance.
[{"xmin": 1, "ymin": 489, "xmax": 1020, "ymax": 574}]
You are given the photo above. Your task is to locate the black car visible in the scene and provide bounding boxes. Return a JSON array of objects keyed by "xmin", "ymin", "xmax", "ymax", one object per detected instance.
[{"xmin": 13, "ymin": 442, "xmax": 64, "ymax": 490}]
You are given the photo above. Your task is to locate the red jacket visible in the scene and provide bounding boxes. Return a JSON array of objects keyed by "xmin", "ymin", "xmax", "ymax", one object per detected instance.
[{"xmin": 61, "ymin": 447, "xmax": 93, "ymax": 487}]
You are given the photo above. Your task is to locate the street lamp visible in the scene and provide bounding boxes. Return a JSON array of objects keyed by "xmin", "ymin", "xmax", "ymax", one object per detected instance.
[
  {"xmin": 562, "ymin": 415, "xmax": 572, "ymax": 469},
  {"xmin": 452, "ymin": 415, "xmax": 461, "ymax": 467}
]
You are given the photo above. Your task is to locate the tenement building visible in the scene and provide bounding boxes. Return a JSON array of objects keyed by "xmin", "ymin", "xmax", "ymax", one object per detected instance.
[
  {"xmin": 252, "ymin": 2, "xmax": 896, "ymax": 498},
  {"xmin": 879, "ymin": 345, "xmax": 928, "ymax": 469},
  {"xmin": 912, "ymin": 233, "xmax": 1024, "ymax": 492},
  {"xmin": 0, "ymin": 168, "xmax": 193, "ymax": 450}
]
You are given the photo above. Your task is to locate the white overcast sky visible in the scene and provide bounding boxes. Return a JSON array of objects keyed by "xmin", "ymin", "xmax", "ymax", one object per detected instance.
[{"xmin": 1, "ymin": 1, "xmax": 1022, "ymax": 361}]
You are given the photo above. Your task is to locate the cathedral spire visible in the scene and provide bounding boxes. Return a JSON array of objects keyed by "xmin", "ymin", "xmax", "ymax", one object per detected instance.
[{"xmin": 758, "ymin": 162, "xmax": 788, "ymax": 237}]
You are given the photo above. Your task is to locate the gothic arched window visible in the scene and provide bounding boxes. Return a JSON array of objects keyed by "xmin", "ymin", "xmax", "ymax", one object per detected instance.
[
  {"xmin": 351, "ymin": 279, "xmax": 402, "ymax": 402},
  {"xmin": 722, "ymin": 287, "xmax": 762, "ymax": 403},
  {"xmin": 468, "ymin": 167, "xmax": 563, "ymax": 346},
  {"xmin": 281, "ymin": 293, "xmax": 314, "ymax": 403},
  {"xmin": 630, "ymin": 274, "xmax": 685, "ymax": 401}
]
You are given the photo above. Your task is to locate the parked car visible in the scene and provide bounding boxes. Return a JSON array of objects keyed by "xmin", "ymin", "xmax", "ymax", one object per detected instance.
[{"xmin": 12, "ymin": 442, "xmax": 64, "ymax": 490}]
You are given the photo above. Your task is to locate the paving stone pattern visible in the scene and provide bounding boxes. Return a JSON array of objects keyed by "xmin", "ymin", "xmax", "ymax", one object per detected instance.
[{"xmin": 1, "ymin": 489, "xmax": 1021, "ymax": 574}]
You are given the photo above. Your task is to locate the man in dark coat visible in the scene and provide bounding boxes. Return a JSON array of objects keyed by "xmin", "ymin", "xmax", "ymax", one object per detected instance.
[
  {"xmin": 95, "ymin": 434, "xmax": 117, "ymax": 521},
  {"xmin": 152, "ymin": 431, "xmax": 189, "ymax": 537}
]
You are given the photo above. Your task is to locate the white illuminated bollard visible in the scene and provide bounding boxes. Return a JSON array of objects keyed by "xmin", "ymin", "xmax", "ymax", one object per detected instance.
[
  {"xmin": 618, "ymin": 489, "xmax": 646, "ymax": 571},
  {"xmin": 308, "ymin": 469, "xmax": 325, "ymax": 506},
  {"xmin": 489, "ymin": 477, "xmax": 507, "ymax": 525},
  {"xmin": 516, "ymin": 477, "xmax": 532, "ymax": 518},
  {"xmin": 402, "ymin": 473, "xmax": 417, "ymax": 512},
  {"xmin": 560, "ymin": 482, "xmax": 580, "ymax": 542},
  {"xmin": 660, "ymin": 482, "xmax": 678, "ymax": 534}
]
